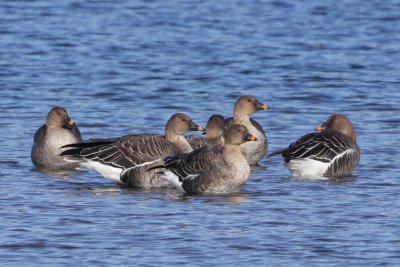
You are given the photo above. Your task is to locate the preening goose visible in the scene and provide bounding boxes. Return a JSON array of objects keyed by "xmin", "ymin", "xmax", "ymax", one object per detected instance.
[
  {"xmin": 61, "ymin": 113, "xmax": 204, "ymax": 188},
  {"xmin": 185, "ymin": 114, "xmax": 225, "ymax": 150},
  {"xmin": 224, "ymin": 95, "xmax": 269, "ymax": 165},
  {"xmin": 158, "ymin": 124, "xmax": 257, "ymax": 194},
  {"xmin": 31, "ymin": 107, "xmax": 82, "ymax": 170},
  {"xmin": 268, "ymin": 114, "xmax": 360, "ymax": 178}
]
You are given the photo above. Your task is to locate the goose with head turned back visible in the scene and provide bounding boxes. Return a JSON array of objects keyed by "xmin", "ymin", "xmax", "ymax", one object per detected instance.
[
  {"xmin": 61, "ymin": 113, "xmax": 204, "ymax": 188},
  {"xmin": 185, "ymin": 114, "xmax": 225, "ymax": 150},
  {"xmin": 224, "ymin": 95, "xmax": 269, "ymax": 165},
  {"xmin": 268, "ymin": 114, "xmax": 360, "ymax": 178},
  {"xmin": 31, "ymin": 106, "xmax": 82, "ymax": 170},
  {"xmin": 159, "ymin": 124, "xmax": 257, "ymax": 194}
]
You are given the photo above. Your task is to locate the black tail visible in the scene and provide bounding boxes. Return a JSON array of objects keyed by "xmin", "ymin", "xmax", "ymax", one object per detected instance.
[
  {"xmin": 60, "ymin": 147, "xmax": 85, "ymax": 156},
  {"xmin": 267, "ymin": 148, "xmax": 288, "ymax": 158},
  {"xmin": 61, "ymin": 140, "xmax": 115, "ymax": 149}
]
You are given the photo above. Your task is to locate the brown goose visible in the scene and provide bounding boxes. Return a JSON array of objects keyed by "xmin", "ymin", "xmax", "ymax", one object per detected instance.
[
  {"xmin": 158, "ymin": 124, "xmax": 257, "ymax": 194},
  {"xmin": 224, "ymin": 95, "xmax": 269, "ymax": 165},
  {"xmin": 61, "ymin": 113, "xmax": 204, "ymax": 188},
  {"xmin": 268, "ymin": 114, "xmax": 360, "ymax": 177},
  {"xmin": 185, "ymin": 114, "xmax": 225, "ymax": 150},
  {"xmin": 31, "ymin": 107, "xmax": 82, "ymax": 170}
]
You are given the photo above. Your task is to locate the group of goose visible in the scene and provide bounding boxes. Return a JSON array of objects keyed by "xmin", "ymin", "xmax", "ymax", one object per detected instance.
[{"xmin": 31, "ymin": 95, "xmax": 361, "ymax": 194}]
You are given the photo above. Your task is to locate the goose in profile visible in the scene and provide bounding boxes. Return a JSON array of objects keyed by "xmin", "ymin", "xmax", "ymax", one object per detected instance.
[
  {"xmin": 268, "ymin": 114, "xmax": 360, "ymax": 178},
  {"xmin": 31, "ymin": 107, "xmax": 82, "ymax": 170},
  {"xmin": 61, "ymin": 113, "xmax": 204, "ymax": 188},
  {"xmin": 185, "ymin": 114, "xmax": 225, "ymax": 150},
  {"xmin": 224, "ymin": 95, "xmax": 269, "ymax": 165},
  {"xmin": 157, "ymin": 124, "xmax": 257, "ymax": 194}
]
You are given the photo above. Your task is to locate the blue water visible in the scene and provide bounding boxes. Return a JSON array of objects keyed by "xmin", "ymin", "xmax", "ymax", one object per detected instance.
[{"xmin": 1, "ymin": 0, "xmax": 400, "ymax": 266}]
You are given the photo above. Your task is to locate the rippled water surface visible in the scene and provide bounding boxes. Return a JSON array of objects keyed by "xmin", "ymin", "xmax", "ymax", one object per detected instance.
[{"xmin": 1, "ymin": 0, "xmax": 400, "ymax": 266}]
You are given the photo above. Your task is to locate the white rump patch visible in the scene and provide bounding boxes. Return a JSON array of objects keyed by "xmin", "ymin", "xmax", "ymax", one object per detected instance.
[
  {"xmin": 80, "ymin": 161, "xmax": 123, "ymax": 183},
  {"xmin": 285, "ymin": 158, "xmax": 329, "ymax": 178},
  {"xmin": 161, "ymin": 171, "xmax": 185, "ymax": 193}
]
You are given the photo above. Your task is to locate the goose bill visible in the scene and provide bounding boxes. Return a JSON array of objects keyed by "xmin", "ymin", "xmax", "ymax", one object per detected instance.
[{"xmin": 257, "ymin": 103, "xmax": 269, "ymax": 110}]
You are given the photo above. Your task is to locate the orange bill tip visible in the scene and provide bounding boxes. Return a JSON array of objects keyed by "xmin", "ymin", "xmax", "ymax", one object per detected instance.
[
  {"xmin": 259, "ymin": 104, "xmax": 269, "ymax": 110},
  {"xmin": 315, "ymin": 125, "xmax": 325, "ymax": 132},
  {"xmin": 247, "ymin": 135, "xmax": 258, "ymax": 141},
  {"xmin": 68, "ymin": 119, "xmax": 74, "ymax": 126}
]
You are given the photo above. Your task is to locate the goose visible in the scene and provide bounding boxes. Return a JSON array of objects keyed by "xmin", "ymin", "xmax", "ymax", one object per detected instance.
[
  {"xmin": 268, "ymin": 114, "xmax": 360, "ymax": 178},
  {"xmin": 157, "ymin": 124, "xmax": 257, "ymax": 194},
  {"xmin": 31, "ymin": 107, "xmax": 82, "ymax": 170},
  {"xmin": 224, "ymin": 95, "xmax": 269, "ymax": 165},
  {"xmin": 61, "ymin": 113, "xmax": 204, "ymax": 188},
  {"xmin": 185, "ymin": 114, "xmax": 225, "ymax": 150}
]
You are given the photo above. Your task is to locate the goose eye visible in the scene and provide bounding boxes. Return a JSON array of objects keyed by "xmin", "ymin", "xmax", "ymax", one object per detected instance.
[
  {"xmin": 57, "ymin": 112, "xmax": 61, "ymax": 116},
  {"xmin": 247, "ymin": 99, "xmax": 252, "ymax": 102}
]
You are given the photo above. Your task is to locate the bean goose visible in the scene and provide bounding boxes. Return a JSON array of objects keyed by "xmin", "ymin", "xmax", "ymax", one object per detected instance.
[
  {"xmin": 224, "ymin": 95, "xmax": 269, "ymax": 165},
  {"xmin": 185, "ymin": 114, "xmax": 225, "ymax": 150},
  {"xmin": 158, "ymin": 124, "xmax": 257, "ymax": 194},
  {"xmin": 61, "ymin": 113, "xmax": 204, "ymax": 188},
  {"xmin": 31, "ymin": 107, "xmax": 82, "ymax": 170},
  {"xmin": 268, "ymin": 114, "xmax": 360, "ymax": 177}
]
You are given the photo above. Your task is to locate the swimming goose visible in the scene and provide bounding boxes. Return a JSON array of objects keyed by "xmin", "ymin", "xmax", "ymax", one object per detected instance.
[
  {"xmin": 268, "ymin": 114, "xmax": 360, "ymax": 178},
  {"xmin": 61, "ymin": 113, "xmax": 204, "ymax": 188},
  {"xmin": 158, "ymin": 124, "xmax": 257, "ymax": 194},
  {"xmin": 185, "ymin": 114, "xmax": 225, "ymax": 150},
  {"xmin": 224, "ymin": 95, "xmax": 269, "ymax": 165},
  {"xmin": 31, "ymin": 107, "xmax": 82, "ymax": 170}
]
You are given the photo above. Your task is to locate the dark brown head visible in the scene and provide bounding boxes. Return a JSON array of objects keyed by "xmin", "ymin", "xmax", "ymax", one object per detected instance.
[
  {"xmin": 205, "ymin": 114, "xmax": 225, "ymax": 141},
  {"xmin": 224, "ymin": 124, "xmax": 257, "ymax": 146},
  {"xmin": 165, "ymin": 113, "xmax": 205, "ymax": 135},
  {"xmin": 315, "ymin": 114, "xmax": 357, "ymax": 142},
  {"xmin": 46, "ymin": 107, "xmax": 75, "ymax": 129},
  {"xmin": 233, "ymin": 95, "xmax": 269, "ymax": 117}
]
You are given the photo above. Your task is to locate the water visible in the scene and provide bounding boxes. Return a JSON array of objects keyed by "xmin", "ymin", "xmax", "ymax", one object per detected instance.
[{"xmin": 1, "ymin": 0, "xmax": 400, "ymax": 266}]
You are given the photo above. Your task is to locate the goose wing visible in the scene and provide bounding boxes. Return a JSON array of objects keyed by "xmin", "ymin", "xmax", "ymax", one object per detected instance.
[
  {"xmin": 164, "ymin": 145, "xmax": 223, "ymax": 181},
  {"xmin": 324, "ymin": 147, "xmax": 360, "ymax": 177},
  {"xmin": 33, "ymin": 125, "xmax": 46, "ymax": 143},
  {"xmin": 285, "ymin": 131, "xmax": 354, "ymax": 163},
  {"xmin": 61, "ymin": 134, "xmax": 176, "ymax": 169}
]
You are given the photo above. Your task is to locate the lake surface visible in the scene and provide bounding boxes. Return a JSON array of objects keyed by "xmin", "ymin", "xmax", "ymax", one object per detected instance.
[{"xmin": 1, "ymin": 0, "xmax": 400, "ymax": 266}]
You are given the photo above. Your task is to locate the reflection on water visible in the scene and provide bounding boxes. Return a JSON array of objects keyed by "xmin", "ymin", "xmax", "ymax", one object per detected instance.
[
  {"xmin": 203, "ymin": 193, "xmax": 249, "ymax": 204},
  {"xmin": 163, "ymin": 192, "xmax": 249, "ymax": 204},
  {"xmin": 0, "ymin": 160, "xmax": 19, "ymax": 165},
  {"xmin": 287, "ymin": 174, "xmax": 357, "ymax": 184},
  {"xmin": 328, "ymin": 175, "xmax": 357, "ymax": 185},
  {"xmin": 81, "ymin": 184, "xmax": 184, "ymax": 196},
  {"xmin": 250, "ymin": 165, "xmax": 268, "ymax": 171},
  {"xmin": 31, "ymin": 168, "xmax": 85, "ymax": 179}
]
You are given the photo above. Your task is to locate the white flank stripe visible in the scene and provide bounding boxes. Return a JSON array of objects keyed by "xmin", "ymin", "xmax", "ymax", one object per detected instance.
[
  {"xmin": 80, "ymin": 161, "xmax": 123, "ymax": 183},
  {"xmin": 133, "ymin": 159, "xmax": 160, "ymax": 168},
  {"xmin": 63, "ymin": 156, "xmax": 84, "ymax": 163}
]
